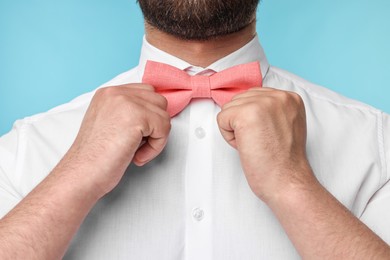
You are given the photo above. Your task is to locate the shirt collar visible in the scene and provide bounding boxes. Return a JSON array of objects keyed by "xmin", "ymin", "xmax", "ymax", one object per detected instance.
[{"xmin": 138, "ymin": 34, "xmax": 270, "ymax": 79}]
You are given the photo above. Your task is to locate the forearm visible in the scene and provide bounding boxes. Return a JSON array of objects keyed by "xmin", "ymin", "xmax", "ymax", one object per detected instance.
[
  {"xmin": 268, "ymin": 169, "xmax": 390, "ymax": 259},
  {"xmin": 0, "ymin": 155, "xmax": 101, "ymax": 259},
  {"xmin": 0, "ymin": 84, "xmax": 169, "ymax": 259}
]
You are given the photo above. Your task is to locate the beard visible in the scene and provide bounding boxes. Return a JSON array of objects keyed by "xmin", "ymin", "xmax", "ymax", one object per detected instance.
[{"xmin": 137, "ymin": 0, "xmax": 260, "ymax": 41}]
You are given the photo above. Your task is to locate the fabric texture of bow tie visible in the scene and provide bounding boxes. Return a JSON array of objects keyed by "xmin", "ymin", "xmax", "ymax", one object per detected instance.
[{"xmin": 142, "ymin": 60, "xmax": 263, "ymax": 117}]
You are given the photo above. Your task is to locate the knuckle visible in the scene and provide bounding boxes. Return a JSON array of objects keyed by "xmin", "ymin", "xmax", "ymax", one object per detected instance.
[
  {"xmin": 126, "ymin": 83, "xmax": 155, "ymax": 91},
  {"xmin": 275, "ymin": 90, "xmax": 290, "ymax": 103},
  {"xmin": 139, "ymin": 84, "xmax": 155, "ymax": 91},
  {"xmin": 138, "ymin": 120, "xmax": 150, "ymax": 136},
  {"xmin": 249, "ymin": 100, "xmax": 263, "ymax": 111},
  {"xmin": 244, "ymin": 105, "xmax": 262, "ymax": 121},
  {"xmin": 153, "ymin": 117, "xmax": 171, "ymax": 137},
  {"xmin": 216, "ymin": 111, "xmax": 226, "ymax": 125},
  {"xmin": 261, "ymin": 96, "xmax": 275, "ymax": 108},
  {"xmin": 163, "ymin": 111, "xmax": 171, "ymax": 122},
  {"xmin": 159, "ymin": 110, "xmax": 171, "ymax": 126},
  {"xmin": 164, "ymin": 120, "xmax": 172, "ymax": 134},
  {"xmin": 157, "ymin": 94, "xmax": 168, "ymax": 108},
  {"xmin": 293, "ymin": 93, "xmax": 304, "ymax": 105},
  {"xmin": 95, "ymin": 86, "xmax": 116, "ymax": 98},
  {"xmin": 221, "ymin": 103, "xmax": 229, "ymax": 110},
  {"xmin": 270, "ymin": 90, "xmax": 304, "ymax": 108},
  {"xmin": 115, "ymin": 94, "xmax": 132, "ymax": 107},
  {"xmin": 285, "ymin": 91, "xmax": 304, "ymax": 109}
]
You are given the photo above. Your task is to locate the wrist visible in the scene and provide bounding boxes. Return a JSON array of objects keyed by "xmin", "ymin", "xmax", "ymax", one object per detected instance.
[
  {"xmin": 259, "ymin": 161, "xmax": 319, "ymax": 207},
  {"xmin": 53, "ymin": 148, "xmax": 111, "ymax": 201}
]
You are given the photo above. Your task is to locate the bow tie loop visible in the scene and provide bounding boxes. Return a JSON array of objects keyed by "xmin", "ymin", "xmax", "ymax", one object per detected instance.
[{"xmin": 142, "ymin": 60, "xmax": 263, "ymax": 117}]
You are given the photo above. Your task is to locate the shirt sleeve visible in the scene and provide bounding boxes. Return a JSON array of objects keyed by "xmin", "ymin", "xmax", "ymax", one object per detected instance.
[
  {"xmin": 0, "ymin": 123, "xmax": 25, "ymax": 218},
  {"xmin": 360, "ymin": 112, "xmax": 390, "ymax": 244}
]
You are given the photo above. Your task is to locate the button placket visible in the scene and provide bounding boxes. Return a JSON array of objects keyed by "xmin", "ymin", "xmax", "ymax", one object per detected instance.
[{"xmin": 184, "ymin": 100, "xmax": 214, "ymax": 260}]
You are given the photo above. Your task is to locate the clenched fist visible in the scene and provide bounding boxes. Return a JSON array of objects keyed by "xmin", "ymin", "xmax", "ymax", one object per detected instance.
[
  {"xmin": 65, "ymin": 84, "xmax": 171, "ymax": 196},
  {"xmin": 217, "ymin": 87, "xmax": 315, "ymax": 203}
]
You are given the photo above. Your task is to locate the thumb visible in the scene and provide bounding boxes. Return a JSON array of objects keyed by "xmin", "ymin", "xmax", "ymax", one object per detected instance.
[
  {"xmin": 133, "ymin": 136, "xmax": 168, "ymax": 166},
  {"xmin": 217, "ymin": 111, "xmax": 237, "ymax": 149}
]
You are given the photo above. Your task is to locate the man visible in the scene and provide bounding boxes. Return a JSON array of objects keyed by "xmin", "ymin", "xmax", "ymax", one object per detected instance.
[{"xmin": 0, "ymin": 0, "xmax": 389, "ymax": 259}]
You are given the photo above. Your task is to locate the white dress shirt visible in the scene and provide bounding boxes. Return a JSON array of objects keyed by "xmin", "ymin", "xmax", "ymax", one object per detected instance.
[{"xmin": 0, "ymin": 36, "xmax": 389, "ymax": 260}]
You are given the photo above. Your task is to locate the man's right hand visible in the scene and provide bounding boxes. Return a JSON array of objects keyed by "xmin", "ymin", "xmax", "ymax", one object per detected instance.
[
  {"xmin": 66, "ymin": 83, "xmax": 171, "ymax": 196},
  {"xmin": 0, "ymin": 83, "xmax": 170, "ymax": 259}
]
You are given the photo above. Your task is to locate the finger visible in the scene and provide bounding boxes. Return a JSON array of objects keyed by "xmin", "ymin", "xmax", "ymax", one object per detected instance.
[
  {"xmin": 222, "ymin": 94, "xmax": 267, "ymax": 111},
  {"xmin": 231, "ymin": 90, "xmax": 262, "ymax": 102},
  {"xmin": 217, "ymin": 110, "xmax": 237, "ymax": 149},
  {"xmin": 225, "ymin": 88, "xmax": 294, "ymax": 110},
  {"xmin": 133, "ymin": 135, "xmax": 169, "ymax": 166},
  {"xmin": 117, "ymin": 87, "xmax": 168, "ymax": 110},
  {"xmin": 119, "ymin": 83, "xmax": 156, "ymax": 91},
  {"xmin": 231, "ymin": 87, "xmax": 277, "ymax": 101},
  {"xmin": 133, "ymin": 116, "xmax": 171, "ymax": 165},
  {"xmin": 129, "ymin": 97, "xmax": 170, "ymax": 120},
  {"xmin": 219, "ymin": 128, "xmax": 237, "ymax": 149},
  {"xmin": 97, "ymin": 84, "xmax": 168, "ymax": 111}
]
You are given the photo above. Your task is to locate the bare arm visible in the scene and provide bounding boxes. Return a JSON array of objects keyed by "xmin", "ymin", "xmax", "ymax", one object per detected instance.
[
  {"xmin": 217, "ymin": 87, "xmax": 390, "ymax": 259},
  {"xmin": 0, "ymin": 84, "xmax": 170, "ymax": 259},
  {"xmin": 269, "ymin": 167, "xmax": 390, "ymax": 259},
  {"xmin": 0, "ymin": 154, "xmax": 101, "ymax": 259}
]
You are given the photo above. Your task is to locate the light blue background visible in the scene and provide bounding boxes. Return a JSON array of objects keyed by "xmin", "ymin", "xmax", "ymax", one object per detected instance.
[{"xmin": 1, "ymin": 0, "xmax": 390, "ymax": 136}]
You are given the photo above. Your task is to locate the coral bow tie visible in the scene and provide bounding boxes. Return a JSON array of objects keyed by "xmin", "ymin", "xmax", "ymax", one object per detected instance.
[{"xmin": 142, "ymin": 60, "xmax": 263, "ymax": 117}]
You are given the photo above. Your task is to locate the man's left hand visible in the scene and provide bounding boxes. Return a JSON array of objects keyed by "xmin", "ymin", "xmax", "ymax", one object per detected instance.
[{"xmin": 217, "ymin": 87, "xmax": 315, "ymax": 203}]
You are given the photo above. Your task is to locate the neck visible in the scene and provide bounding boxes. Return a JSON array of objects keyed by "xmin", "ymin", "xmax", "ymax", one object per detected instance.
[{"xmin": 145, "ymin": 21, "xmax": 257, "ymax": 68}]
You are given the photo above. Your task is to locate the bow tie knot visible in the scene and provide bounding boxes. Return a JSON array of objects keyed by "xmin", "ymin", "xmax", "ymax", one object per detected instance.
[
  {"xmin": 191, "ymin": 75, "xmax": 211, "ymax": 98},
  {"xmin": 142, "ymin": 60, "xmax": 263, "ymax": 117}
]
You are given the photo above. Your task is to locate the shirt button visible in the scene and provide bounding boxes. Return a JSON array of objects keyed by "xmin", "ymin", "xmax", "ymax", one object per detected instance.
[
  {"xmin": 194, "ymin": 127, "xmax": 206, "ymax": 139},
  {"xmin": 192, "ymin": 207, "xmax": 205, "ymax": 221}
]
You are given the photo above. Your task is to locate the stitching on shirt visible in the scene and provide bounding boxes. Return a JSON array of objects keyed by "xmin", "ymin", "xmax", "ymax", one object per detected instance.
[
  {"xmin": 22, "ymin": 95, "xmax": 93, "ymax": 125},
  {"xmin": 13, "ymin": 123, "xmax": 29, "ymax": 199},
  {"xmin": 270, "ymin": 67, "xmax": 388, "ymax": 190},
  {"xmin": 0, "ymin": 147, "xmax": 23, "ymax": 200},
  {"xmin": 270, "ymin": 67, "xmax": 380, "ymax": 115},
  {"xmin": 20, "ymin": 68, "xmax": 140, "ymax": 126},
  {"xmin": 378, "ymin": 112, "xmax": 388, "ymax": 185}
]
